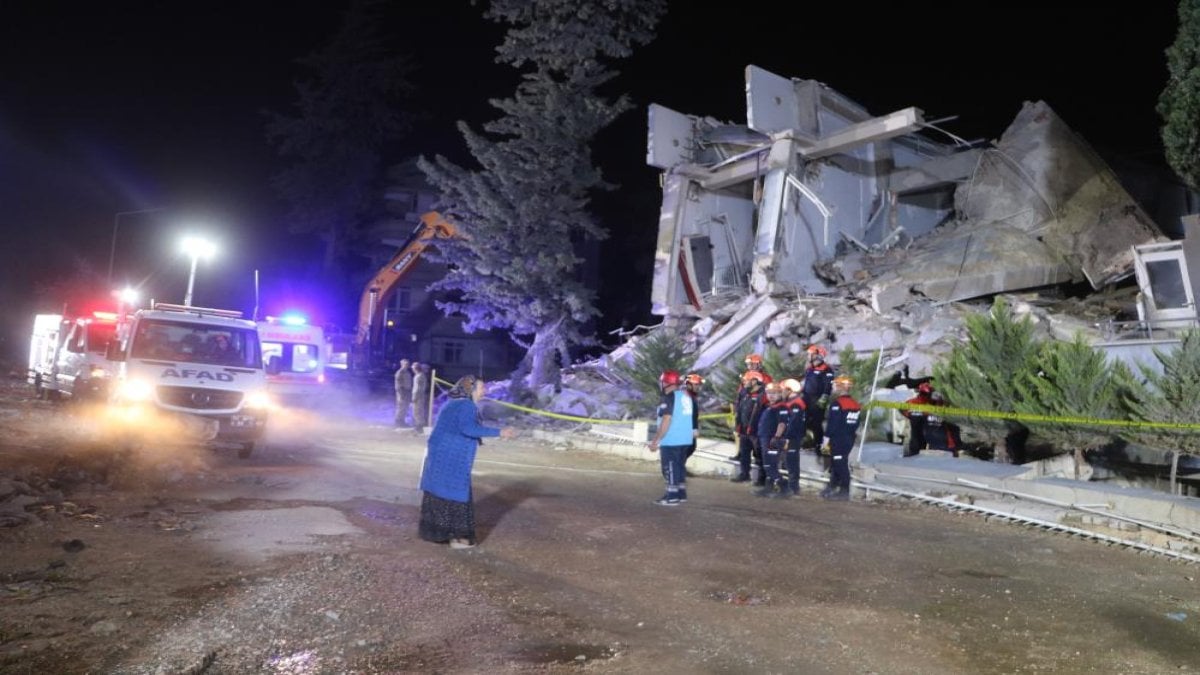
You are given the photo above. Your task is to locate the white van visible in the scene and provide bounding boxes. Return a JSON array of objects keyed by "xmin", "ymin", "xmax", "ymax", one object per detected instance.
[
  {"xmin": 28, "ymin": 312, "xmax": 120, "ymax": 401},
  {"xmin": 108, "ymin": 303, "xmax": 270, "ymax": 457},
  {"xmin": 257, "ymin": 316, "xmax": 326, "ymax": 404}
]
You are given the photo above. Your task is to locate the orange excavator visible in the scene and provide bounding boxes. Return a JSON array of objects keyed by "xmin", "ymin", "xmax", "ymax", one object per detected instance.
[{"xmin": 354, "ymin": 211, "xmax": 458, "ymax": 370}]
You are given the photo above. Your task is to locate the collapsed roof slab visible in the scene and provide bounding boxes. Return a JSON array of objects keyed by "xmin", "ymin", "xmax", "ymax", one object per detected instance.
[
  {"xmin": 868, "ymin": 224, "xmax": 1079, "ymax": 311},
  {"xmin": 956, "ymin": 101, "xmax": 1163, "ymax": 287}
]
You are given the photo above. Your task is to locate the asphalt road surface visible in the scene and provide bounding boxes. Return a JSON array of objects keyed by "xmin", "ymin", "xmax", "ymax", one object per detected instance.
[{"xmin": 1, "ymin": 382, "xmax": 1199, "ymax": 673}]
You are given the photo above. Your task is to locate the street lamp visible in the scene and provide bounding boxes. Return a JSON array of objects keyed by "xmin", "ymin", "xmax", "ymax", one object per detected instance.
[
  {"xmin": 180, "ymin": 236, "xmax": 217, "ymax": 307},
  {"xmin": 108, "ymin": 208, "xmax": 167, "ymax": 285}
]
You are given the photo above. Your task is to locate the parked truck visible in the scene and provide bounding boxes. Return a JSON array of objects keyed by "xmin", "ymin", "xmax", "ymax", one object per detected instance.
[
  {"xmin": 27, "ymin": 311, "xmax": 120, "ymax": 401},
  {"xmin": 107, "ymin": 302, "xmax": 270, "ymax": 458}
]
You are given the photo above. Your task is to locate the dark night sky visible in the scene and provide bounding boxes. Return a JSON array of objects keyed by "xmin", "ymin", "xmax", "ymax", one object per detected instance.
[{"xmin": 0, "ymin": 1, "xmax": 1183, "ymax": 359}]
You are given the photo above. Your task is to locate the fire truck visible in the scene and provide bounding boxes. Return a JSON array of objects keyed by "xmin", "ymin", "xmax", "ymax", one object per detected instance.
[
  {"xmin": 27, "ymin": 311, "xmax": 120, "ymax": 401},
  {"xmin": 257, "ymin": 314, "xmax": 326, "ymax": 405},
  {"xmin": 107, "ymin": 302, "xmax": 270, "ymax": 458}
]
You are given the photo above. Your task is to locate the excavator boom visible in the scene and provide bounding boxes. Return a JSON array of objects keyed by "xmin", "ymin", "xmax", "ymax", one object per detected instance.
[{"xmin": 355, "ymin": 211, "xmax": 458, "ymax": 353}]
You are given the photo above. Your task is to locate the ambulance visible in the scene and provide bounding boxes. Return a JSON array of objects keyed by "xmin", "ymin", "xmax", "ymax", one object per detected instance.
[
  {"xmin": 257, "ymin": 314, "xmax": 326, "ymax": 404},
  {"xmin": 27, "ymin": 311, "xmax": 120, "ymax": 401},
  {"xmin": 108, "ymin": 302, "xmax": 270, "ymax": 457}
]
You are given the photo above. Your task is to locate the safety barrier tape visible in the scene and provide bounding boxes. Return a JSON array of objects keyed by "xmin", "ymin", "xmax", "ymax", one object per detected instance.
[
  {"xmin": 434, "ymin": 374, "xmax": 1197, "ymax": 434},
  {"xmin": 870, "ymin": 400, "xmax": 1200, "ymax": 432}
]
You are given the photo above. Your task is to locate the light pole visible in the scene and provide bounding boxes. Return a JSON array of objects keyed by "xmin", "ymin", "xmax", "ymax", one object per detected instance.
[
  {"xmin": 108, "ymin": 208, "xmax": 167, "ymax": 285},
  {"xmin": 180, "ymin": 236, "xmax": 217, "ymax": 307}
]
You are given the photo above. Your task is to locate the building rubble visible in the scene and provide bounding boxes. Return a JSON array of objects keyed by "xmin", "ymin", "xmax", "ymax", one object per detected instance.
[{"xmin": 524, "ymin": 67, "xmax": 1192, "ymax": 424}]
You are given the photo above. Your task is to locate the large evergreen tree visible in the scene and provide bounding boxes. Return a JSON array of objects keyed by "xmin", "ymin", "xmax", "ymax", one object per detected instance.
[
  {"xmin": 1126, "ymin": 330, "xmax": 1200, "ymax": 453},
  {"xmin": 933, "ymin": 297, "xmax": 1043, "ymax": 463},
  {"xmin": 1015, "ymin": 335, "xmax": 1132, "ymax": 478},
  {"xmin": 1159, "ymin": 0, "xmax": 1200, "ymax": 191},
  {"xmin": 266, "ymin": 0, "xmax": 415, "ymax": 279},
  {"xmin": 419, "ymin": 0, "xmax": 667, "ymax": 389}
]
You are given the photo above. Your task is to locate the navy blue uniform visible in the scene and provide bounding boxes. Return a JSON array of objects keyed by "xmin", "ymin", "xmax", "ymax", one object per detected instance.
[
  {"xmin": 778, "ymin": 396, "xmax": 807, "ymax": 494},
  {"xmin": 755, "ymin": 403, "xmax": 783, "ymax": 492},
  {"xmin": 801, "ymin": 364, "xmax": 835, "ymax": 446},
  {"xmin": 823, "ymin": 395, "xmax": 862, "ymax": 499},
  {"xmin": 733, "ymin": 388, "xmax": 767, "ymax": 482}
]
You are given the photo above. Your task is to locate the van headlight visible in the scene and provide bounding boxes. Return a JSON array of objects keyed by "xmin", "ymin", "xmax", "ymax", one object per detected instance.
[
  {"xmin": 89, "ymin": 367, "xmax": 109, "ymax": 379},
  {"xmin": 117, "ymin": 379, "xmax": 154, "ymax": 402},
  {"xmin": 244, "ymin": 390, "xmax": 272, "ymax": 410}
]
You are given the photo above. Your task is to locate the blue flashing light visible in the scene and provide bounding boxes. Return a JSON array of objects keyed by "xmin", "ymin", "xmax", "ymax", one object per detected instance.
[{"xmin": 280, "ymin": 313, "xmax": 308, "ymax": 326}]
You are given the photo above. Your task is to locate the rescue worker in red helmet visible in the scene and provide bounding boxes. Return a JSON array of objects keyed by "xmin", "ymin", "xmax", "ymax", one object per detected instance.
[
  {"xmin": 820, "ymin": 375, "xmax": 862, "ymax": 501},
  {"xmin": 754, "ymin": 382, "xmax": 785, "ymax": 496},
  {"xmin": 731, "ymin": 353, "xmax": 772, "ymax": 462},
  {"xmin": 683, "ymin": 373, "xmax": 704, "ymax": 465},
  {"xmin": 732, "ymin": 371, "xmax": 768, "ymax": 484},
  {"xmin": 922, "ymin": 390, "xmax": 962, "ymax": 458},
  {"xmin": 801, "ymin": 345, "xmax": 835, "ymax": 449},
  {"xmin": 647, "ymin": 370, "xmax": 696, "ymax": 505},
  {"xmin": 901, "ymin": 381, "xmax": 934, "ymax": 457}
]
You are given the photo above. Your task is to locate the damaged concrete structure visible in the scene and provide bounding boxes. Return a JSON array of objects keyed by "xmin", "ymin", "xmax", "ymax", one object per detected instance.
[{"xmin": 646, "ymin": 65, "xmax": 1166, "ymax": 370}]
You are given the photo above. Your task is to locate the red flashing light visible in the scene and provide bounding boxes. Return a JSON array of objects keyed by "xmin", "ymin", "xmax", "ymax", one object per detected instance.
[{"xmin": 92, "ymin": 311, "xmax": 119, "ymax": 322}]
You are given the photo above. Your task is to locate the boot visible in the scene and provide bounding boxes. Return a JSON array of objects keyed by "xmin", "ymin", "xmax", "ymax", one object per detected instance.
[{"xmin": 730, "ymin": 474, "xmax": 751, "ymax": 483}]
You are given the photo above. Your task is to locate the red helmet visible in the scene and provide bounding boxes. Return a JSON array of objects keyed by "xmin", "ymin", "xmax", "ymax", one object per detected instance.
[
  {"xmin": 659, "ymin": 370, "xmax": 681, "ymax": 388},
  {"xmin": 806, "ymin": 345, "xmax": 828, "ymax": 357},
  {"xmin": 917, "ymin": 382, "xmax": 933, "ymax": 395},
  {"xmin": 744, "ymin": 353, "xmax": 763, "ymax": 365}
]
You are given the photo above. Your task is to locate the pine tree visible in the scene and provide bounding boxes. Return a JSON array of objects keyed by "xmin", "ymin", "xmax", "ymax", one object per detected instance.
[
  {"xmin": 835, "ymin": 345, "xmax": 880, "ymax": 402},
  {"xmin": 1158, "ymin": 0, "xmax": 1200, "ymax": 191},
  {"xmin": 1015, "ymin": 335, "xmax": 1129, "ymax": 478},
  {"xmin": 932, "ymin": 297, "xmax": 1043, "ymax": 462},
  {"xmin": 266, "ymin": 0, "xmax": 415, "ymax": 279},
  {"xmin": 418, "ymin": 0, "xmax": 667, "ymax": 389},
  {"xmin": 1126, "ymin": 330, "xmax": 1200, "ymax": 453},
  {"xmin": 612, "ymin": 328, "xmax": 694, "ymax": 415}
]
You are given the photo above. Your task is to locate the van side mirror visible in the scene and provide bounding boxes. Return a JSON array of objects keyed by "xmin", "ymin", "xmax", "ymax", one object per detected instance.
[
  {"xmin": 106, "ymin": 339, "xmax": 126, "ymax": 362},
  {"xmin": 266, "ymin": 355, "xmax": 282, "ymax": 375}
]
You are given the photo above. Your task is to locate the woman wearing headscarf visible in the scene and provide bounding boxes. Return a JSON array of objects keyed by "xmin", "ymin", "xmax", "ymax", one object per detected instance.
[{"xmin": 417, "ymin": 374, "xmax": 516, "ymax": 549}]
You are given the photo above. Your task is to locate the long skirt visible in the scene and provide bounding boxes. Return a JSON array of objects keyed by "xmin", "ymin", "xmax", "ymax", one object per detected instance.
[{"xmin": 418, "ymin": 491, "xmax": 476, "ymax": 544}]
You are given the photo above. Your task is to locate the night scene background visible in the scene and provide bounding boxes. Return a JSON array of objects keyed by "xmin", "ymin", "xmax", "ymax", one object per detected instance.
[{"xmin": 0, "ymin": 1, "xmax": 1184, "ymax": 366}]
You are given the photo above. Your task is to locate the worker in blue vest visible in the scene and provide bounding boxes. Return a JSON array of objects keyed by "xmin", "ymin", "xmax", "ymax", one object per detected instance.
[
  {"xmin": 820, "ymin": 375, "xmax": 863, "ymax": 501},
  {"xmin": 647, "ymin": 370, "xmax": 696, "ymax": 506}
]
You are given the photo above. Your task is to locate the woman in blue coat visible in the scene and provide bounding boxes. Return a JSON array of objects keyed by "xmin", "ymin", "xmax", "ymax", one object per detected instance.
[{"xmin": 418, "ymin": 374, "xmax": 515, "ymax": 549}]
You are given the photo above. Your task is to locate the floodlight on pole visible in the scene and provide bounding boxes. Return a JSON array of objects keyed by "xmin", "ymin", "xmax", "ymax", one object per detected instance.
[{"xmin": 181, "ymin": 236, "xmax": 217, "ymax": 307}]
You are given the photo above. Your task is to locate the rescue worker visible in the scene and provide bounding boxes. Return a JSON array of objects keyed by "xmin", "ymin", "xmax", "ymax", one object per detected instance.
[
  {"xmin": 778, "ymin": 378, "xmax": 807, "ymax": 496},
  {"xmin": 901, "ymin": 381, "xmax": 934, "ymax": 456},
  {"xmin": 801, "ymin": 345, "xmax": 835, "ymax": 449},
  {"xmin": 647, "ymin": 370, "xmax": 696, "ymax": 505},
  {"xmin": 411, "ymin": 363, "xmax": 430, "ymax": 435},
  {"xmin": 922, "ymin": 391, "xmax": 962, "ymax": 457},
  {"xmin": 732, "ymin": 372, "xmax": 768, "ymax": 484},
  {"xmin": 755, "ymin": 382, "xmax": 787, "ymax": 497},
  {"xmin": 683, "ymin": 373, "xmax": 704, "ymax": 465},
  {"xmin": 820, "ymin": 375, "xmax": 862, "ymax": 501},
  {"xmin": 730, "ymin": 353, "xmax": 772, "ymax": 461}
]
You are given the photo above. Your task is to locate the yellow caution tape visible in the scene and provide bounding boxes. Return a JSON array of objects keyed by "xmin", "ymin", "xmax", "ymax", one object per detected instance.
[{"xmin": 871, "ymin": 400, "xmax": 1200, "ymax": 432}]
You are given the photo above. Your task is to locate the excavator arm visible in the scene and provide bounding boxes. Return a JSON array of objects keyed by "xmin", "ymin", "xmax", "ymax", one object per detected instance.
[{"xmin": 355, "ymin": 211, "xmax": 458, "ymax": 351}]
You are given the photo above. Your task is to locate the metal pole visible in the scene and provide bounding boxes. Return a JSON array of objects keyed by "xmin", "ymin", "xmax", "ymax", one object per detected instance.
[{"xmin": 184, "ymin": 255, "xmax": 198, "ymax": 306}]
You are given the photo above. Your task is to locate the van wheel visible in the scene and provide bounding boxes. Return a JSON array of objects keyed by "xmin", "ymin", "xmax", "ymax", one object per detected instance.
[
  {"xmin": 238, "ymin": 442, "xmax": 255, "ymax": 459},
  {"xmin": 33, "ymin": 375, "xmax": 44, "ymax": 400}
]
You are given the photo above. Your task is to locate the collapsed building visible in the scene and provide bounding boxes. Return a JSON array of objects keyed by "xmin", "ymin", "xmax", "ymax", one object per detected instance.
[{"xmin": 643, "ymin": 64, "xmax": 1181, "ymax": 376}]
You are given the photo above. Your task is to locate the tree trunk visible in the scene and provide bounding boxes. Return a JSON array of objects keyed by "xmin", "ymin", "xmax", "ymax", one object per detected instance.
[
  {"xmin": 528, "ymin": 328, "xmax": 557, "ymax": 389},
  {"xmin": 1073, "ymin": 448, "xmax": 1085, "ymax": 480},
  {"xmin": 993, "ymin": 439, "xmax": 1010, "ymax": 464}
]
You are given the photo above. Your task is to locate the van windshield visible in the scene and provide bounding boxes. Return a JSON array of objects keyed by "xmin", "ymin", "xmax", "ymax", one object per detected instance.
[
  {"xmin": 86, "ymin": 323, "xmax": 116, "ymax": 354},
  {"xmin": 130, "ymin": 320, "xmax": 260, "ymax": 368}
]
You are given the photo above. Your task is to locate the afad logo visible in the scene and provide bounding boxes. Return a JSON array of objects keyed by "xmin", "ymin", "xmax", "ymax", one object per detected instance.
[{"xmin": 161, "ymin": 368, "xmax": 234, "ymax": 382}]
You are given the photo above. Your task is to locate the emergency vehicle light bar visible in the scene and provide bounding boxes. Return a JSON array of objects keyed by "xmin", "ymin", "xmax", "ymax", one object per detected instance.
[{"xmin": 152, "ymin": 302, "xmax": 244, "ymax": 319}]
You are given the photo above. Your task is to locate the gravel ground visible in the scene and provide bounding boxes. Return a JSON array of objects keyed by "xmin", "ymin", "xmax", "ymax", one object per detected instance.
[{"xmin": 1, "ymin": 372, "xmax": 1199, "ymax": 674}]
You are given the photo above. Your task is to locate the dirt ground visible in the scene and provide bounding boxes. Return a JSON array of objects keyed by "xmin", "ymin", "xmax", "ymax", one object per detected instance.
[{"xmin": 1, "ymin": 370, "xmax": 1199, "ymax": 674}]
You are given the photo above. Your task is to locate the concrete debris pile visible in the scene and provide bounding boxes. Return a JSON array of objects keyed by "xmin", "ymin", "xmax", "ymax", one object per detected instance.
[
  {"xmin": 0, "ymin": 474, "xmax": 77, "ymax": 528},
  {"xmin": 830, "ymin": 101, "xmax": 1164, "ymax": 312}
]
